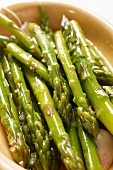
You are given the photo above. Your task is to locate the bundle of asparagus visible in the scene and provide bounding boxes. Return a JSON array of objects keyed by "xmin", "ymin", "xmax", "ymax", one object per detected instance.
[{"xmin": 0, "ymin": 6, "xmax": 113, "ymax": 170}]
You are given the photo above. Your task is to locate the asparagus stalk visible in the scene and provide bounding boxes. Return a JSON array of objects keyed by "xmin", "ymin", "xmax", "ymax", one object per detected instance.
[
  {"xmin": 28, "ymin": 23, "xmax": 72, "ymax": 127},
  {"xmin": 6, "ymin": 42, "xmax": 49, "ymax": 82},
  {"xmin": 0, "ymin": 13, "xmax": 42, "ymax": 59},
  {"xmin": 87, "ymin": 40, "xmax": 113, "ymax": 74},
  {"xmin": 39, "ymin": 6, "xmax": 56, "ymax": 53},
  {"xmin": 61, "ymin": 16, "xmax": 113, "ymax": 86},
  {"xmin": 39, "ymin": 6, "xmax": 55, "ymax": 44},
  {"xmin": 77, "ymin": 117, "xmax": 104, "ymax": 170},
  {"xmin": 1, "ymin": 52, "xmax": 38, "ymax": 158},
  {"xmin": 24, "ymin": 66, "xmax": 85, "ymax": 170},
  {"xmin": 1, "ymin": 53, "xmax": 15, "ymax": 93},
  {"xmin": 73, "ymin": 55, "xmax": 113, "ymax": 135},
  {"xmin": 87, "ymin": 42, "xmax": 113, "ymax": 85},
  {"xmin": 0, "ymin": 35, "xmax": 14, "ymax": 47},
  {"xmin": 54, "ymin": 30, "xmax": 98, "ymax": 138},
  {"xmin": 87, "ymin": 42, "xmax": 113, "ymax": 96},
  {"xmin": 4, "ymin": 48, "xmax": 60, "ymax": 169},
  {"xmin": 68, "ymin": 109, "xmax": 83, "ymax": 160},
  {"xmin": 102, "ymin": 86, "xmax": 113, "ymax": 104},
  {"xmin": 60, "ymin": 17, "xmax": 113, "ymax": 134},
  {"xmin": 29, "ymin": 85, "xmax": 61, "ymax": 170},
  {"xmin": 0, "ymin": 63, "xmax": 30, "ymax": 168},
  {"xmin": 8, "ymin": 55, "xmax": 51, "ymax": 170},
  {"xmin": 49, "ymin": 141, "xmax": 61, "ymax": 170}
]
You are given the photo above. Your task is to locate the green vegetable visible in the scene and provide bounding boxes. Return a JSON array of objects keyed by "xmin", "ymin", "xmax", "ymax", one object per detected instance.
[
  {"xmin": 54, "ymin": 30, "xmax": 99, "ymax": 138},
  {"xmin": 74, "ymin": 55, "xmax": 113, "ymax": 135},
  {"xmin": 0, "ymin": 63, "xmax": 30, "ymax": 168},
  {"xmin": 24, "ymin": 66, "xmax": 85, "ymax": 170},
  {"xmin": 0, "ymin": 13, "xmax": 41, "ymax": 59},
  {"xmin": 1, "ymin": 53, "xmax": 15, "ymax": 93},
  {"xmin": 6, "ymin": 42, "xmax": 49, "ymax": 82},
  {"xmin": 40, "ymin": 6, "xmax": 55, "ymax": 44},
  {"xmin": 68, "ymin": 109, "xmax": 83, "ymax": 160},
  {"xmin": 28, "ymin": 23, "xmax": 72, "ymax": 127},
  {"xmin": 60, "ymin": 16, "xmax": 113, "ymax": 135},
  {"xmin": 102, "ymin": 86, "xmax": 113, "ymax": 103},
  {"xmin": 8, "ymin": 54, "xmax": 52, "ymax": 170},
  {"xmin": 0, "ymin": 35, "xmax": 14, "ymax": 47},
  {"xmin": 70, "ymin": 19, "xmax": 113, "ymax": 86},
  {"xmin": 77, "ymin": 118, "xmax": 104, "ymax": 170},
  {"xmin": 87, "ymin": 41, "xmax": 113, "ymax": 85}
]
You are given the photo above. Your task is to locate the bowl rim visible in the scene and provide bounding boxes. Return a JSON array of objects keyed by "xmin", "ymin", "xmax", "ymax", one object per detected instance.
[{"xmin": 2, "ymin": 0, "xmax": 113, "ymax": 29}]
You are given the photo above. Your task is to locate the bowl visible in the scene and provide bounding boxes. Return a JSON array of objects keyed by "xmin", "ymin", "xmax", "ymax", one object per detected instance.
[{"xmin": 0, "ymin": 1, "xmax": 113, "ymax": 170}]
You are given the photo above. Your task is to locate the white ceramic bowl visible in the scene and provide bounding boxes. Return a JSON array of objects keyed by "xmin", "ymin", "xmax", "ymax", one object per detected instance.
[{"xmin": 0, "ymin": 1, "xmax": 113, "ymax": 170}]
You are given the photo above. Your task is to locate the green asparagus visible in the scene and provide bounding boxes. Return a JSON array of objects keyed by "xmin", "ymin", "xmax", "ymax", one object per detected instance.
[
  {"xmin": 2, "ymin": 52, "xmax": 38, "ymax": 158},
  {"xmin": 73, "ymin": 55, "xmax": 113, "ymax": 135},
  {"xmin": 6, "ymin": 42, "xmax": 49, "ymax": 82},
  {"xmin": 61, "ymin": 16, "xmax": 113, "ymax": 85},
  {"xmin": 1, "ymin": 53, "xmax": 15, "ymax": 93},
  {"xmin": 60, "ymin": 16, "xmax": 113, "ymax": 134},
  {"xmin": 0, "ymin": 63, "xmax": 30, "ymax": 168},
  {"xmin": 87, "ymin": 42, "xmax": 113, "ymax": 98},
  {"xmin": 39, "ymin": 6, "xmax": 55, "ymax": 44},
  {"xmin": 102, "ymin": 86, "xmax": 113, "ymax": 103},
  {"xmin": 87, "ymin": 41, "xmax": 113, "ymax": 85},
  {"xmin": 6, "ymin": 44, "xmax": 61, "ymax": 169},
  {"xmin": 8, "ymin": 54, "xmax": 52, "ymax": 170},
  {"xmin": 0, "ymin": 13, "xmax": 42, "ymax": 59},
  {"xmin": 0, "ymin": 35, "xmax": 14, "ymax": 47},
  {"xmin": 29, "ymin": 84, "xmax": 62, "ymax": 170},
  {"xmin": 24, "ymin": 66, "xmax": 85, "ymax": 170},
  {"xmin": 87, "ymin": 41, "xmax": 112, "ymax": 74},
  {"xmin": 54, "ymin": 30, "xmax": 99, "ymax": 138},
  {"xmin": 77, "ymin": 118, "xmax": 104, "ymax": 170},
  {"xmin": 68, "ymin": 109, "xmax": 83, "ymax": 160},
  {"xmin": 28, "ymin": 23, "xmax": 72, "ymax": 127}
]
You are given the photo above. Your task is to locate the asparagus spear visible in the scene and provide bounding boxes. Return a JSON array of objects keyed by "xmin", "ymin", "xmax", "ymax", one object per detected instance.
[
  {"xmin": 54, "ymin": 30, "xmax": 98, "ymax": 138},
  {"xmin": 39, "ymin": 6, "xmax": 57, "ymax": 54},
  {"xmin": 69, "ymin": 19, "xmax": 113, "ymax": 86},
  {"xmin": 1, "ymin": 52, "xmax": 38, "ymax": 159},
  {"xmin": 0, "ymin": 35, "xmax": 14, "ymax": 47},
  {"xmin": 29, "ymin": 19, "xmax": 83, "ymax": 158},
  {"xmin": 60, "ymin": 17, "xmax": 113, "ymax": 134},
  {"xmin": 1, "ymin": 53, "xmax": 15, "ymax": 93},
  {"xmin": 73, "ymin": 55, "xmax": 113, "ymax": 135},
  {"xmin": 87, "ymin": 42, "xmax": 113, "ymax": 85},
  {"xmin": 28, "ymin": 23, "xmax": 72, "ymax": 127},
  {"xmin": 6, "ymin": 44, "xmax": 61, "ymax": 169},
  {"xmin": 27, "ymin": 75, "xmax": 61, "ymax": 170},
  {"xmin": 77, "ymin": 117, "xmax": 104, "ymax": 170},
  {"xmin": 61, "ymin": 16, "xmax": 113, "ymax": 85},
  {"xmin": 28, "ymin": 22, "xmax": 83, "ymax": 159},
  {"xmin": 1, "ymin": 53, "xmax": 37, "ymax": 164},
  {"xmin": 39, "ymin": 6, "xmax": 54, "ymax": 43},
  {"xmin": 68, "ymin": 109, "xmax": 83, "ymax": 160},
  {"xmin": 102, "ymin": 86, "xmax": 113, "ymax": 103},
  {"xmin": 24, "ymin": 66, "xmax": 85, "ymax": 170},
  {"xmin": 8, "ymin": 54, "xmax": 51, "ymax": 170},
  {"xmin": 87, "ymin": 42, "xmax": 113, "ymax": 100},
  {"xmin": 6, "ymin": 42, "xmax": 49, "ymax": 82},
  {"xmin": 30, "ymin": 84, "xmax": 61, "ymax": 170},
  {"xmin": 0, "ymin": 13, "xmax": 42, "ymax": 59},
  {"xmin": 87, "ymin": 40, "xmax": 113, "ymax": 74},
  {"xmin": 65, "ymin": 19, "xmax": 113, "ymax": 134},
  {"xmin": 0, "ymin": 63, "xmax": 30, "ymax": 168}
]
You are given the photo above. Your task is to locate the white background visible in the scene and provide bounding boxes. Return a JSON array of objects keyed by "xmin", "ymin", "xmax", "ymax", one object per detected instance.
[{"xmin": 0, "ymin": 0, "xmax": 113, "ymax": 25}]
